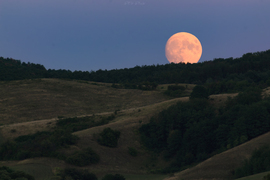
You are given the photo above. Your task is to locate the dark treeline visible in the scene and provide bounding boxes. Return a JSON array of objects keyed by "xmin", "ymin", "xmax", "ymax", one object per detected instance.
[
  {"xmin": 0, "ymin": 57, "xmax": 46, "ymax": 80},
  {"xmin": 1, "ymin": 49, "xmax": 270, "ymax": 93},
  {"xmin": 139, "ymin": 87, "xmax": 270, "ymax": 173}
]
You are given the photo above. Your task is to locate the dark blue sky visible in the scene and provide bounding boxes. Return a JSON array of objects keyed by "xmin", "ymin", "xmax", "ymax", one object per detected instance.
[{"xmin": 1, "ymin": 0, "xmax": 269, "ymax": 71}]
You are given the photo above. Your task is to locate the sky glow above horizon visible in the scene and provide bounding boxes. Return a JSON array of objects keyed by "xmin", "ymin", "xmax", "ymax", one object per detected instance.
[{"xmin": 0, "ymin": 0, "xmax": 270, "ymax": 71}]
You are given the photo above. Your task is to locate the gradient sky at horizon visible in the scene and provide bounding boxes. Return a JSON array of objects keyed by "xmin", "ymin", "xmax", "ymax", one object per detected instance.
[{"xmin": 1, "ymin": 0, "xmax": 270, "ymax": 71}]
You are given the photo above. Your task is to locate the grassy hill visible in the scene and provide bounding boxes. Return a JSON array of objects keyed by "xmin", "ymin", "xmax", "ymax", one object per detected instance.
[
  {"xmin": 1, "ymin": 78, "xmax": 270, "ymax": 180},
  {"xmin": 0, "ymin": 78, "xmax": 172, "ymax": 125},
  {"xmin": 0, "ymin": 78, "xmax": 194, "ymax": 179}
]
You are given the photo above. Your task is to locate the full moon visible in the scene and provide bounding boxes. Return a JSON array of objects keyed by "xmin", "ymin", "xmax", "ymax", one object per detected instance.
[{"xmin": 165, "ymin": 32, "xmax": 202, "ymax": 64}]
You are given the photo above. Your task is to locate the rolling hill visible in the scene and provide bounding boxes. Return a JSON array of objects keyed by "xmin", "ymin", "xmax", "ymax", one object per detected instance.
[
  {"xmin": 0, "ymin": 78, "xmax": 239, "ymax": 180},
  {"xmin": 0, "ymin": 78, "xmax": 194, "ymax": 179}
]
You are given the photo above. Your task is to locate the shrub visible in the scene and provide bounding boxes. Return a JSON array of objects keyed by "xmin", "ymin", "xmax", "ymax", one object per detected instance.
[
  {"xmin": 128, "ymin": 147, "xmax": 138, "ymax": 157},
  {"xmin": 97, "ymin": 128, "xmax": 121, "ymax": 147},
  {"xmin": 66, "ymin": 148, "xmax": 100, "ymax": 167}
]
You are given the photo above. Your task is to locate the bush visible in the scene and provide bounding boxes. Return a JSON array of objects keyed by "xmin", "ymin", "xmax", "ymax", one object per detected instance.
[
  {"xmin": 128, "ymin": 147, "xmax": 138, "ymax": 157},
  {"xmin": 102, "ymin": 174, "xmax": 125, "ymax": 180},
  {"xmin": 97, "ymin": 128, "xmax": 121, "ymax": 147},
  {"xmin": 66, "ymin": 148, "xmax": 100, "ymax": 166}
]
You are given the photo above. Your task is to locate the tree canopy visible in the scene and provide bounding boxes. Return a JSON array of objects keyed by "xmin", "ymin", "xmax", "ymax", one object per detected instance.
[{"xmin": 1, "ymin": 49, "xmax": 270, "ymax": 94}]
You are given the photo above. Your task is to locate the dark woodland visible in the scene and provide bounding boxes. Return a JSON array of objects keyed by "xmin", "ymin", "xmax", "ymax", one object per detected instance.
[{"xmin": 1, "ymin": 49, "xmax": 270, "ymax": 94}]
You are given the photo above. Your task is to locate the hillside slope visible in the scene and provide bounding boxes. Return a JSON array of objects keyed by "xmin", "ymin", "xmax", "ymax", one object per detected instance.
[
  {"xmin": 2, "ymin": 78, "xmax": 269, "ymax": 180},
  {"xmin": 0, "ymin": 78, "xmax": 171, "ymax": 125},
  {"xmin": 0, "ymin": 92, "xmax": 236, "ymax": 177},
  {"xmin": 164, "ymin": 131, "xmax": 270, "ymax": 180}
]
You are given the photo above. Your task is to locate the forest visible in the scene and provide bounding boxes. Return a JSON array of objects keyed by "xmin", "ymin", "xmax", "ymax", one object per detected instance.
[{"xmin": 140, "ymin": 86, "xmax": 270, "ymax": 173}]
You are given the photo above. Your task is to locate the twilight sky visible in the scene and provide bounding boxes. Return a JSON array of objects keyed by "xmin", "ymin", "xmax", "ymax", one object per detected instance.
[{"xmin": 0, "ymin": 0, "xmax": 270, "ymax": 71}]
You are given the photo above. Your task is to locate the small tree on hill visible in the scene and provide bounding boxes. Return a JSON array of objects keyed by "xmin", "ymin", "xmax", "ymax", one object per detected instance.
[{"xmin": 97, "ymin": 128, "xmax": 121, "ymax": 148}]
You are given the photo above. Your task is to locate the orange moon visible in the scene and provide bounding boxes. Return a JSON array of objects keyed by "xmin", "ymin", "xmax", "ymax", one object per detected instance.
[{"xmin": 165, "ymin": 32, "xmax": 202, "ymax": 64}]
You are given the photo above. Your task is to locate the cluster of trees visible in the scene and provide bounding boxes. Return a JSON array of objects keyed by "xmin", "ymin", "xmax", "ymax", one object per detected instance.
[
  {"xmin": 139, "ymin": 87, "xmax": 270, "ymax": 172},
  {"xmin": 0, "ymin": 130, "xmax": 79, "ymax": 160},
  {"xmin": 1, "ymin": 49, "xmax": 270, "ymax": 94}
]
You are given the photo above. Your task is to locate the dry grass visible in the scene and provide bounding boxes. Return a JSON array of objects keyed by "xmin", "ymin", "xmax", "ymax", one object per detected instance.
[{"xmin": 0, "ymin": 78, "xmax": 171, "ymax": 125}]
